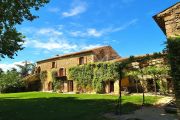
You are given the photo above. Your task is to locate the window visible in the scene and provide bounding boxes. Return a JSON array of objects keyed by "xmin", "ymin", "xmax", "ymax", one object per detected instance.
[
  {"xmin": 52, "ymin": 62, "xmax": 56, "ymax": 68},
  {"xmin": 59, "ymin": 68, "xmax": 66, "ymax": 77},
  {"xmin": 37, "ymin": 67, "xmax": 41, "ymax": 74},
  {"xmin": 79, "ymin": 57, "xmax": 84, "ymax": 65}
]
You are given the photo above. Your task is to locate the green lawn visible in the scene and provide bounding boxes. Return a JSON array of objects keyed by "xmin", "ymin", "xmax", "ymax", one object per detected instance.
[{"xmin": 0, "ymin": 92, "xmax": 160, "ymax": 120}]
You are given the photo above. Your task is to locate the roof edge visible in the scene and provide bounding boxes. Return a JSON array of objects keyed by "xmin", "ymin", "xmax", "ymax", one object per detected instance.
[{"xmin": 36, "ymin": 45, "xmax": 111, "ymax": 63}]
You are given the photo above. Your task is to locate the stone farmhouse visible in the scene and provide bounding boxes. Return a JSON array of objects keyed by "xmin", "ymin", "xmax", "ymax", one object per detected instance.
[
  {"xmin": 154, "ymin": 2, "xmax": 180, "ymax": 114},
  {"xmin": 36, "ymin": 46, "xmax": 128, "ymax": 94},
  {"xmin": 36, "ymin": 45, "xmax": 171, "ymax": 94},
  {"xmin": 35, "ymin": 2, "xmax": 180, "ymax": 94},
  {"xmin": 153, "ymin": 2, "xmax": 180, "ymax": 37}
]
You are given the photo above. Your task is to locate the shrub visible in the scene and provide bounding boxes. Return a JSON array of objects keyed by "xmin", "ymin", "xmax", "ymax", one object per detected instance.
[{"xmin": 0, "ymin": 71, "xmax": 25, "ymax": 93}]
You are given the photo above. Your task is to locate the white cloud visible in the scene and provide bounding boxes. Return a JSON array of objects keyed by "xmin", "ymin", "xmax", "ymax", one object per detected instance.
[
  {"xmin": 27, "ymin": 39, "xmax": 77, "ymax": 51},
  {"xmin": 70, "ymin": 19, "xmax": 138, "ymax": 38},
  {"xmin": 70, "ymin": 28, "xmax": 102, "ymax": 37},
  {"xmin": 21, "ymin": 26, "xmax": 104, "ymax": 54},
  {"xmin": 87, "ymin": 28, "xmax": 102, "ymax": 37},
  {"xmin": 0, "ymin": 61, "xmax": 30, "ymax": 72},
  {"xmin": 82, "ymin": 44, "xmax": 102, "ymax": 50},
  {"xmin": 20, "ymin": 27, "xmax": 63, "ymax": 37},
  {"xmin": 62, "ymin": 1, "xmax": 87, "ymax": 17},
  {"xmin": 110, "ymin": 18, "xmax": 138, "ymax": 32},
  {"xmin": 38, "ymin": 28, "xmax": 63, "ymax": 36},
  {"xmin": 48, "ymin": 7, "xmax": 60, "ymax": 13}
]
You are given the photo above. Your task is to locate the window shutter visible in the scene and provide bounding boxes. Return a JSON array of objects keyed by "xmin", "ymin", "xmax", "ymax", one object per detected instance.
[
  {"xmin": 64, "ymin": 68, "xmax": 66, "ymax": 76},
  {"xmin": 77, "ymin": 58, "xmax": 80, "ymax": 64},
  {"xmin": 86, "ymin": 56, "xmax": 88, "ymax": 64}
]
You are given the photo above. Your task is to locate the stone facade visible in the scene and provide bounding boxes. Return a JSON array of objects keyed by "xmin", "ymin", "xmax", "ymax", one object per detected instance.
[
  {"xmin": 154, "ymin": 2, "xmax": 180, "ymax": 37},
  {"xmin": 36, "ymin": 46, "xmax": 121, "ymax": 94},
  {"xmin": 154, "ymin": 2, "xmax": 180, "ymax": 116}
]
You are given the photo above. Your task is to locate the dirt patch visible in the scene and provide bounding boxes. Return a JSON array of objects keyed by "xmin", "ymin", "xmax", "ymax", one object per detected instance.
[{"xmin": 155, "ymin": 96, "xmax": 175, "ymax": 106}]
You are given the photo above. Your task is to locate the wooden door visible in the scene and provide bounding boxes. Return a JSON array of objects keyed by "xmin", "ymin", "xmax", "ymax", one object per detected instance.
[
  {"xmin": 68, "ymin": 80, "xmax": 73, "ymax": 92},
  {"xmin": 110, "ymin": 81, "xmax": 114, "ymax": 93}
]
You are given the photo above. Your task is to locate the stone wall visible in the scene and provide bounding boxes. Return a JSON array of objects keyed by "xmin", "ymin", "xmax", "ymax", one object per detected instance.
[
  {"xmin": 37, "ymin": 53, "xmax": 94, "ymax": 91},
  {"xmin": 37, "ymin": 46, "xmax": 120, "ymax": 93},
  {"xmin": 160, "ymin": 3, "xmax": 180, "ymax": 37},
  {"xmin": 93, "ymin": 46, "xmax": 120, "ymax": 62}
]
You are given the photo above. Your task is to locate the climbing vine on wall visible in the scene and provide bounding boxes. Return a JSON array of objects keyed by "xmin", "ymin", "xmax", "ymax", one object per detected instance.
[
  {"xmin": 68, "ymin": 62, "xmax": 121, "ymax": 93},
  {"xmin": 167, "ymin": 36, "xmax": 180, "ymax": 102},
  {"xmin": 51, "ymin": 70, "xmax": 64, "ymax": 92},
  {"xmin": 40, "ymin": 71, "xmax": 47, "ymax": 90},
  {"xmin": 68, "ymin": 52, "xmax": 166, "ymax": 93}
]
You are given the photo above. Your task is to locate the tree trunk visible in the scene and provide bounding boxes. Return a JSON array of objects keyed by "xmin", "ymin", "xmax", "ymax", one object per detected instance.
[
  {"xmin": 153, "ymin": 79, "xmax": 157, "ymax": 95},
  {"xmin": 136, "ymin": 79, "xmax": 138, "ymax": 93},
  {"xmin": 118, "ymin": 70, "xmax": 123, "ymax": 115},
  {"xmin": 140, "ymin": 69, "xmax": 145, "ymax": 106}
]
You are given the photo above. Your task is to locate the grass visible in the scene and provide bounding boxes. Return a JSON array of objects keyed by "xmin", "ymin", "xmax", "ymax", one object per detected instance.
[{"xmin": 0, "ymin": 92, "xmax": 161, "ymax": 120}]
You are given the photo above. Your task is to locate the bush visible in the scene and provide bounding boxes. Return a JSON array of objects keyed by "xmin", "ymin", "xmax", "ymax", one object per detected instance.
[{"xmin": 0, "ymin": 71, "xmax": 25, "ymax": 93}]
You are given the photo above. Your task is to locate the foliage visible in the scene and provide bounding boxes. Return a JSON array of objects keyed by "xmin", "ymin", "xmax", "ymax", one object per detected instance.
[
  {"xmin": 167, "ymin": 37, "xmax": 180, "ymax": 108},
  {"xmin": 126, "ymin": 70, "xmax": 142, "ymax": 93},
  {"xmin": 126, "ymin": 70, "xmax": 140, "ymax": 79},
  {"xmin": 126, "ymin": 65, "xmax": 170, "ymax": 94},
  {"xmin": 68, "ymin": 62, "xmax": 121, "ymax": 93},
  {"xmin": 0, "ymin": 0, "xmax": 49, "ymax": 59},
  {"xmin": 0, "ymin": 71, "xmax": 25, "ymax": 93},
  {"xmin": 0, "ymin": 68, "xmax": 3, "ymax": 74},
  {"xmin": 40, "ymin": 71, "xmax": 47, "ymax": 90},
  {"xmin": 16, "ymin": 61, "xmax": 35, "ymax": 77},
  {"xmin": 51, "ymin": 70, "xmax": 62, "ymax": 92},
  {"xmin": 93, "ymin": 62, "xmax": 121, "ymax": 93}
]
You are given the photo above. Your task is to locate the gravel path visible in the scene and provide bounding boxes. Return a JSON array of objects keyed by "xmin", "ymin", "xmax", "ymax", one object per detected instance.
[{"xmin": 104, "ymin": 96, "xmax": 179, "ymax": 120}]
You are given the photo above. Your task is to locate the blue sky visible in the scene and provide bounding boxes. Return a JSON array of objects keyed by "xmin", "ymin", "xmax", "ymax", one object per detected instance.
[{"xmin": 0, "ymin": 0, "xmax": 179, "ymax": 71}]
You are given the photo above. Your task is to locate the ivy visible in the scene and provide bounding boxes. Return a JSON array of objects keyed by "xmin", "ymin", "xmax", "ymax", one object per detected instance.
[
  {"xmin": 40, "ymin": 71, "xmax": 47, "ymax": 90},
  {"xmin": 68, "ymin": 62, "xmax": 121, "ymax": 93},
  {"xmin": 167, "ymin": 36, "xmax": 180, "ymax": 108},
  {"xmin": 69, "ymin": 64, "xmax": 94, "ymax": 92},
  {"xmin": 51, "ymin": 70, "xmax": 63, "ymax": 92}
]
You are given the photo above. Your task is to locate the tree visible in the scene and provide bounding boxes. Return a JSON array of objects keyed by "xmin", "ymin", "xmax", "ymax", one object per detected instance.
[
  {"xmin": 126, "ymin": 70, "xmax": 140, "ymax": 93},
  {"xmin": 16, "ymin": 61, "xmax": 35, "ymax": 77},
  {"xmin": 11, "ymin": 67, "xmax": 18, "ymax": 72},
  {"xmin": 0, "ymin": 0, "xmax": 49, "ymax": 59},
  {"xmin": 143, "ymin": 66, "xmax": 159, "ymax": 95},
  {"xmin": 0, "ymin": 71, "xmax": 24, "ymax": 93},
  {"xmin": 0, "ymin": 68, "xmax": 3, "ymax": 74},
  {"xmin": 143, "ymin": 65, "xmax": 170, "ymax": 95}
]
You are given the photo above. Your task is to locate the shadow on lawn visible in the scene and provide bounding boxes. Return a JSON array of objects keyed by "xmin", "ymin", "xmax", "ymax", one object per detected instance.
[{"xmin": 0, "ymin": 96, "xmax": 143, "ymax": 120}]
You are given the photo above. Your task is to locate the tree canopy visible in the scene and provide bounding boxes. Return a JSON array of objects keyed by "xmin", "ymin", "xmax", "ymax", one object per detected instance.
[
  {"xmin": 0, "ymin": 0, "xmax": 49, "ymax": 59},
  {"xmin": 16, "ymin": 61, "xmax": 35, "ymax": 77}
]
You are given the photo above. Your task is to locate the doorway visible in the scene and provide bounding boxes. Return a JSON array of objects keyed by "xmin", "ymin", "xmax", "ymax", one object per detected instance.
[
  {"xmin": 68, "ymin": 80, "xmax": 73, "ymax": 92},
  {"xmin": 48, "ymin": 82, "xmax": 52, "ymax": 91},
  {"xmin": 110, "ymin": 81, "xmax": 114, "ymax": 93}
]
